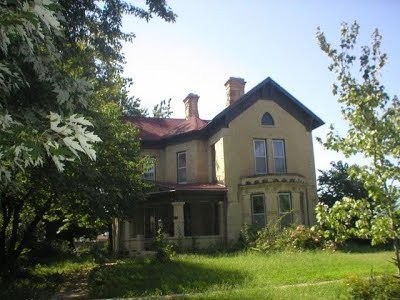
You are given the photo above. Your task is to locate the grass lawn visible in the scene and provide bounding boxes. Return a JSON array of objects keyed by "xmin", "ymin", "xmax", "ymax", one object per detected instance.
[{"xmin": 87, "ymin": 250, "xmax": 395, "ymax": 299}]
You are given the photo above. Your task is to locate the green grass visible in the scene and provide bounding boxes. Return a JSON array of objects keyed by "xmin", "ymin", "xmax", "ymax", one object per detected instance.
[
  {"xmin": 88, "ymin": 250, "xmax": 395, "ymax": 299},
  {"xmin": 0, "ymin": 257, "xmax": 96, "ymax": 300}
]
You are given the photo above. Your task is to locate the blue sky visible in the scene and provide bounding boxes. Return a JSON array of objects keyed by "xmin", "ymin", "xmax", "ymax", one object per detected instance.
[{"xmin": 122, "ymin": 0, "xmax": 400, "ymax": 172}]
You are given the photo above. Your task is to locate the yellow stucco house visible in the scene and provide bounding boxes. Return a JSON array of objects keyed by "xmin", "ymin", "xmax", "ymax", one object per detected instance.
[{"xmin": 113, "ymin": 76, "xmax": 324, "ymax": 253}]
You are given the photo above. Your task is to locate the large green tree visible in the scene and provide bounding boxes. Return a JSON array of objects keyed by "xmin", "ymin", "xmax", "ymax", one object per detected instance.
[
  {"xmin": 0, "ymin": 0, "xmax": 175, "ymax": 278},
  {"xmin": 318, "ymin": 161, "xmax": 370, "ymax": 207},
  {"xmin": 317, "ymin": 22, "xmax": 400, "ymax": 273}
]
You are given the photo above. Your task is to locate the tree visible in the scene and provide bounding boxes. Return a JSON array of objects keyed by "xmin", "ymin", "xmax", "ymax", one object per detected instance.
[
  {"xmin": 0, "ymin": 1, "xmax": 102, "ymax": 181},
  {"xmin": 318, "ymin": 161, "xmax": 369, "ymax": 207},
  {"xmin": 121, "ymin": 97, "xmax": 173, "ymax": 118},
  {"xmin": 0, "ymin": 0, "xmax": 176, "ymax": 278},
  {"xmin": 152, "ymin": 98, "xmax": 173, "ymax": 118},
  {"xmin": 317, "ymin": 22, "xmax": 400, "ymax": 274}
]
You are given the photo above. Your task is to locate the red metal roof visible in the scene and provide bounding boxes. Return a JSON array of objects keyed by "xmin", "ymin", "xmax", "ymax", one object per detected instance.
[{"xmin": 125, "ymin": 115, "xmax": 209, "ymax": 140}]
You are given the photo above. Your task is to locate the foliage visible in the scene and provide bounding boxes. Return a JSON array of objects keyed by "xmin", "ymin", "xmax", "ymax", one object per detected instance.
[
  {"xmin": 347, "ymin": 273, "xmax": 400, "ymax": 300},
  {"xmin": 0, "ymin": 0, "xmax": 102, "ymax": 181},
  {"xmin": 239, "ymin": 223, "xmax": 258, "ymax": 249},
  {"xmin": 315, "ymin": 197, "xmax": 373, "ymax": 246},
  {"xmin": 279, "ymin": 225, "xmax": 324, "ymax": 250},
  {"xmin": 152, "ymin": 98, "xmax": 173, "ymax": 118},
  {"xmin": 122, "ymin": 97, "xmax": 173, "ymax": 118},
  {"xmin": 152, "ymin": 221, "xmax": 175, "ymax": 262},
  {"xmin": 318, "ymin": 161, "xmax": 370, "ymax": 207},
  {"xmin": 317, "ymin": 21, "xmax": 400, "ymax": 273},
  {"xmin": 253, "ymin": 223, "xmax": 325, "ymax": 252},
  {"xmin": 0, "ymin": 255, "xmax": 96, "ymax": 300},
  {"xmin": 0, "ymin": 0, "xmax": 176, "ymax": 278}
]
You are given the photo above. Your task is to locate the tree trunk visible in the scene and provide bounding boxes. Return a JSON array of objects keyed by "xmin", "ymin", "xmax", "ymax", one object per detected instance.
[{"xmin": 107, "ymin": 222, "xmax": 113, "ymax": 255}]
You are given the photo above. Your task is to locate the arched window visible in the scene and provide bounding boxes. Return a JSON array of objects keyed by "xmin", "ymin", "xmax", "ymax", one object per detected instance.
[{"xmin": 261, "ymin": 112, "xmax": 274, "ymax": 126}]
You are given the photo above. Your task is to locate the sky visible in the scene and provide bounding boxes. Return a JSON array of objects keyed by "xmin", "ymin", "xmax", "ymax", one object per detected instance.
[{"xmin": 121, "ymin": 0, "xmax": 400, "ymax": 173}]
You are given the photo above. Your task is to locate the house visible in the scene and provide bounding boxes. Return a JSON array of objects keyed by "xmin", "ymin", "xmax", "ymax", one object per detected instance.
[{"xmin": 113, "ymin": 76, "xmax": 324, "ymax": 253}]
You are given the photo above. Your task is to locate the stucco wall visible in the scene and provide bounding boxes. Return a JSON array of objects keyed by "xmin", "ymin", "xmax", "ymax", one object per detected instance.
[
  {"xmin": 221, "ymin": 99, "xmax": 318, "ymax": 241},
  {"xmin": 208, "ymin": 129, "xmax": 226, "ymax": 184}
]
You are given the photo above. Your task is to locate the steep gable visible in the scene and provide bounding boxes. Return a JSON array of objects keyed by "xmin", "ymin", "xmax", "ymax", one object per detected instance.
[{"xmin": 204, "ymin": 77, "xmax": 324, "ymax": 136}]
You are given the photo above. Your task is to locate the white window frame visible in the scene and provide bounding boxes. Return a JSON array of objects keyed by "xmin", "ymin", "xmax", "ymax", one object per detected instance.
[
  {"xmin": 272, "ymin": 139, "xmax": 286, "ymax": 173},
  {"xmin": 253, "ymin": 139, "xmax": 267, "ymax": 175},
  {"xmin": 278, "ymin": 192, "xmax": 292, "ymax": 227},
  {"xmin": 177, "ymin": 151, "xmax": 187, "ymax": 184},
  {"xmin": 251, "ymin": 194, "xmax": 266, "ymax": 229}
]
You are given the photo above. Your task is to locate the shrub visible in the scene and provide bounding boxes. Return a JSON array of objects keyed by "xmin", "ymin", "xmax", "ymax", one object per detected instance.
[
  {"xmin": 252, "ymin": 223, "xmax": 327, "ymax": 252},
  {"xmin": 279, "ymin": 225, "xmax": 324, "ymax": 250},
  {"xmin": 253, "ymin": 220, "xmax": 282, "ymax": 252},
  {"xmin": 152, "ymin": 221, "xmax": 175, "ymax": 262},
  {"xmin": 239, "ymin": 223, "xmax": 258, "ymax": 249},
  {"xmin": 347, "ymin": 274, "xmax": 400, "ymax": 299}
]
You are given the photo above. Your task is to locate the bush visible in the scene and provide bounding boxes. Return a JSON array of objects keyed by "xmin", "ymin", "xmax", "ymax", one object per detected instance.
[
  {"xmin": 279, "ymin": 225, "xmax": 324, "ymax": 250},
  {"xmin": 239, "ymin": 223, "xmax": 258, "ymax": 249},
  {"xmin": 251, "ymin": 223, "xmax": 328, "ymax": 252},
  {"xmin": 253, "ymin": 221, "xmax": 282, "ymax": 252},
  {"xmin": 152, "ymin": 221, "xmax": 175, "ymax": 262},
  {"xmin": 347, "ymin": 274, "xmax": 400, "ymax": 299}
]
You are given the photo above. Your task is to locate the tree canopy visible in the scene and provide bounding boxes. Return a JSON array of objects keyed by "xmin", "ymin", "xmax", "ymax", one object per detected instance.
[
  {"xmin": 0, "ymin": 0, "xmax": 176, "ymax": 278},
  {"xmin": 318, "ymin": 161, "xmax": 369, "ymax": 207},
  {"xmin": 317, "ymin": 21, "xmax": 400, "ymax": 273}
]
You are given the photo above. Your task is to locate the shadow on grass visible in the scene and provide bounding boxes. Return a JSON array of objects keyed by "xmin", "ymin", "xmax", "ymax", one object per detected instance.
[
  {"xmin": 87, "ymin": 258, "xmax": 247, "ymax": 298},
  {"xmin": 339, "ymin": 239, "xmax": 392, "ymax": 253}
]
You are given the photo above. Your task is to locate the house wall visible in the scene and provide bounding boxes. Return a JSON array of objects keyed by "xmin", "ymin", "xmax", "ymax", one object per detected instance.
[
  {"xmin": 142, "ymin": 140, "xmax": 208, "ymax": 183},
  {"xmin": 221, "ymin": 99, "xmax": 318, "ymax": 241},
  {"xmin": 140, "ymin": 98, "xmax": 319, "ymax": 244},
  {"xmin": 208, "ymin": 129, "xmax": 226, "ymax": 184},
  {"xmin": 142, "ymin": 149, "xmax": 165, "ymax": 181},
  {"xmin": 163, "ymin": 140, "xmax": 208, "ymax": 183}
]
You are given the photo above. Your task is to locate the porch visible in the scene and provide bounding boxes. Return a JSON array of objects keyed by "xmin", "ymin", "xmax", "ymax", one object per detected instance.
[{"xmin": 117, "ymin": 183, "xmax": 227, "ymax": 254}]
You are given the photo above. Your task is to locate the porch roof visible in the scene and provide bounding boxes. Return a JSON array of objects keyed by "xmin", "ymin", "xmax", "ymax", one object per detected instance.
[{"xmin": 150, "ymin": 181, "xmax": 227, "ymax": 193}]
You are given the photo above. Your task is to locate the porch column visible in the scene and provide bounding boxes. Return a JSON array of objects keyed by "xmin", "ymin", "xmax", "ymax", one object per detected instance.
[
  {"xmin": 218, "ymin": 201, "xmax": 225, "ymax": 236},
  {"xmin": 172, "ymin": 201, "xmax": 185, "ymax": 237},
  {"xmin": 124, "ymin": 220, "xmax": 131, "ymax": 241},
  {"xmin": 112, "ymin": 218, "xmax": 120, "ymax": 254}
]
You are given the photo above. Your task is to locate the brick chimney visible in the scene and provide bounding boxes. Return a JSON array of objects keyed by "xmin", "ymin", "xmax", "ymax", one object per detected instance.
[
  {"xmin": 183, "ymin": 93, "xmax": 199, "ymax": 119},
  {"xmin": 225, "ymin": 77, "xmax": 246, "ymax": 106}
]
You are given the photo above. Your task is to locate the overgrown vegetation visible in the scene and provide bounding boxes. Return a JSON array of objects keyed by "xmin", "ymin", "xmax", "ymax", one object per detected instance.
[
  {"xmin": 347, "ymin": 274, "xmax": 400, "ymax": 299},
  {"xmin": 240, "ymin": 222, "xmax": 327, "ymax": 252},
  {"xmin": 87, "ymin": 251, "xmax": 393, "ymax": 298},
  {"xmin": 0, "ymin": 0, "xmax": 176, "ymax": 279},
  {"xmin": 317, "ymin": 21, "xmax": 400, "ymax": 274},
  {"xmin": 152, "ymin": 221, "xmax": 175, "ymax": 262}
]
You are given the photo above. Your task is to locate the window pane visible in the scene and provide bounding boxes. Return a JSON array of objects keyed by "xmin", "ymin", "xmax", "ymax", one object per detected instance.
[
  {"xmin": 178, "ymin": 168, "xmax": 187, "ymax": 183},
  {"xmin": 252, "ymin": 196, "xmax": 265, "ymax": 214},
  {"xmin": 178, "ymin": 152, "xmax": 186, "ymax": 168},
  {"xmin": 274, "ymin": 158, "xmax": 285, "ymax": 173},
  {"xmin": 255, "ymin": 157, "xmax": 267, "ymax": 174},
  {"xmin": 254, "ymin": 140, "xmax": 266, "ymax": 157},
  {"xmin": 252, "ymin": 195, "xmax": 266, "ymax": 229},
  {"xmin": 253, "ymin": 214, "xmax": 265, "ymax": 228},
  {"xmin": 273, "ymin": 141, "xmax": 284, "ymax": 157},
  {"xmin": 261, "ymin": 112, "xmax": 274, "ymax": 126},
  {"xmin": 279, "ymin": 194, "xmax": 291, "ymax": 212}
]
